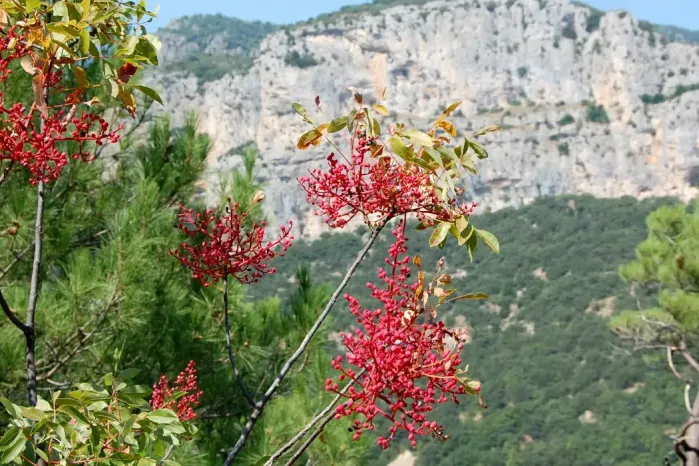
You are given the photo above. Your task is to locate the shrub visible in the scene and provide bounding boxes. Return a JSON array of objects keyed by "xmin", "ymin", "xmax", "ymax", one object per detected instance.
[
  {"xmin": 285, "ymin": 51, "xmax": 320, "ymax": 68},
  {"xmin": 586, "ymin": 103, "xmax": 610, "ymax": 123},
  {"xmin": 558, "ymin": 114, "xmax": 575, "ymax": 126}
]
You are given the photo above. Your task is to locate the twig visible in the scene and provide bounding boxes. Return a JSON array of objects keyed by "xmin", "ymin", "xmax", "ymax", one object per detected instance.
[
  {"xmin": 0, "ymin": 246, "xmax": 31, "ymax": 280},
  {"xmin": 266, "ymin": 369, "xmax": 364, "ymax": 465},
  {"xmin": 223, "ymin": 274, "xmax": 257, "ymax": 408},
  {"xmin": 686, "ymin": 385, "xmax": 694, "ymax": 416},
  {"xmin": 668, "ymin": 346, "xmax": 690, "ymax": 383},
  {"xmin": 0, "ymin": 161, "xmax": 14, "ymax": 187},
  {"xmin": 223, "ymin": 223, "xmax": 385, "ymax": 465},
  {"xmin": 158, "ymin": 444, "xmax": 175, "ymax": 465},
  {"xmin": 284, "ymin": 401, "xmax": 341, "ymax": 466},
  {"xmin": 0, "ymin": 288, "xmax": 29, "ymax": 333}
]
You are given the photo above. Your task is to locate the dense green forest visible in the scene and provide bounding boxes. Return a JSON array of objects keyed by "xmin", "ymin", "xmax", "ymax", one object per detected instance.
[{"xmin": 251, "ymin": 195, "xmax": 688, "ymax": 465}]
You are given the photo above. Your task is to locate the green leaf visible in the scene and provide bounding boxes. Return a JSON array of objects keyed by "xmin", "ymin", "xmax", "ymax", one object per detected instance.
[
  {"xmin": 35, "ymin": 397, "xmax": 52, "ymax": 412},
  {"xmin": 446, "ymin": 293, "xmax": 489, "ymax": 303},
  {"xmin": 467, "ymin": 139, "xmax": 489, "ymax": 159},
  {"xmin": 147, "ymin": 409, "xmax": 179, "ymax": 424},
  {"xmin": 0, "ymin": 398, "xmax": 21, "ymax": 419},
  {"xmin": 79, "ymin": 29, "xmax": 90, "ymax": 55},
  {"xmin": 57, "ymin": 405, "xmax": 90, "ymax": 425},
  {"xmin": 346, "ymin": 109, "xmax": 357, "ymax": 133},
  {"xmin": 81, "ymin": 0, "xmax": 91, "ymax": 18},
  {"xmin": 292, "ymin": 103, "xmax": 307, "ymax": 117},
  {"xmin": 424, "ymin": 147, "xmax": 444, "ymax": 169},
  {"xmin": 400, "ymin": 129, "xmax": 434, "ymax": 147},
  {"xmin": 466, "ymin": 230, "xmax": 478, "ymax": 262},
  {"xmin": 138, "ymin": 459, "xmax": 157, "ymax": 466},
  {"xmin": 52, "ymin": 1, "xmax": 69, "ymax": 18},
  {"xmin": 327, "ymin": 116, "xmax": 347, "ymax": 133},
  {"xmin": 0, "ymin": 427, "xmax": 20, "ymax": 452},
  {"xmin": 20, "ymin": 407, "xmax": 46, "ymax": 422},
  {"xmin": 26, "ymin": 0, "xmax": 40, "ymax": 13},
  {"xmin": 455, "ymin": 216, "xmax": 469, "ymax": 234},
  {"xmin": 387, "ymin": 136, "xmax": 416, "ymax": 162},
  {"xmin": 135, "ymin": 37, "xmax": 159, "ymax": 66},
  {"xmin": 476, "ymin": 229, "xmax": 500, "ymax": 253},
  {"xmin": 120, "ymin": 414, "xmax": 137, "ymax": 442},
  {"xmin": 128, "ymin": 85, "xmax": 163, "ymax": 105},
  {"xmin": 429, "ymin": 223, "xmax": 451, "ymax": 248},
  {"xmin": 0, "ymin": 433, "xmax": 25, "ymax": 464},
  {"xmin": 117, "ymin": 35, "xmax": 139, "ymax": 56},
  {"xmin": 473, "ymin": 125, "xmax": 500, "ymax": 137}
]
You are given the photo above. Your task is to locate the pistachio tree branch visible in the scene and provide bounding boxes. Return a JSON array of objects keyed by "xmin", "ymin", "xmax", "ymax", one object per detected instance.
[
  {"xmin": 224, "ymin": 274, "xmax": 257, "ymax": 408},
  {"xmin": 266, "ymin": 369, "xmax": 364, "ymax": 465},
  {"xmin": 223, "ymin": 223, "xmax": 385, "ymax": 465},
  {"xmin": 25, "ymin": 180, "xmax": 46, "ymax": 407},
  {"xmin": 0, "ymin": 288, "xmax": 29, "ymax": 333}
]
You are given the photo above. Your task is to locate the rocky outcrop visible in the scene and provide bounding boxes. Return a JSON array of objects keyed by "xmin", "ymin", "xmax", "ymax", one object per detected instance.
[{"xmin": 148, "ymin": 0, "xmax": 699, "ymax": 237}]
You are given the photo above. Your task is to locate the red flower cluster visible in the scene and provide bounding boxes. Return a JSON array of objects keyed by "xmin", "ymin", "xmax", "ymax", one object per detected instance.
[
  {"xmin": 150, "ymin": 360, "xmax": 203, "ymax": 421},
  {"xmin": 171, "ymin": 200, "xmax": 293, "ymax": 286},
  {"xmin": 299, "ymin": 129, "xmax": 478, "ymax": 228},
  {"xmin": 0, "ymin": 26, "xmax": 122, "ymax": 184},
  {"xmin": 299, "ymin": 131, "xmax": 440, "ymax": 228},
  {"xmin": 326, "ymin": 223, "xmax": 478, "ymax": 449}
]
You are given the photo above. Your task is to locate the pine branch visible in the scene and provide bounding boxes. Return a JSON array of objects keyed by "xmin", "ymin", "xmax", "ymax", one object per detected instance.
[
  {"xmin": 37, "ymin": 290, "xmax": 122, "ymax": 381},
  {"xmin": 223, "ymin": 223, "xmax": 385, "ymax": 465},
  {"xmin": 223, "ymin": 274, "xmax": 257, "ymax": 408}
]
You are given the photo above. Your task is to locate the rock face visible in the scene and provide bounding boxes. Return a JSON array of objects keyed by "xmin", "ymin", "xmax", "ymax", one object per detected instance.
[{"xmin": 148, "ymin": 0, "xmax": 699, "ymax": 238}]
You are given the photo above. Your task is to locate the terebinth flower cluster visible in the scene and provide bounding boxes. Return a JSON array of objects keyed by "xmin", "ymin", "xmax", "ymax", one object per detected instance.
[
  {"xmin": 325, "ymin": 222, "xmax": 479, "ymax": 449},
  {"xmin": 299, "ymin": 126, "xmax": 478, "ymax": 229},
  {"xmin": 150, "ymin": 360, "xmax": 203, "ymax": 422},
  {"xmin": 0, "ymin": 25, "xmax": 122, "ymax": 185},
  {"xmin": 171, "ymin": 199, "xmax": 293, "ymax": 286}
]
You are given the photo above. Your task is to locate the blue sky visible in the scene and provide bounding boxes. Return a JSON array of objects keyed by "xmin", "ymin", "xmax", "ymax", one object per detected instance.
[{"xmin": 147, "ymin": 0, "xmax": 698, "ymax": 31}]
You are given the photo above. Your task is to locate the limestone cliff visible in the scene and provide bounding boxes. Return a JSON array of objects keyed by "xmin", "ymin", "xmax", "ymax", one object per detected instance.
[{"xmin": 147, "ymin": 0, "xmax": 699, "ymax": 237}]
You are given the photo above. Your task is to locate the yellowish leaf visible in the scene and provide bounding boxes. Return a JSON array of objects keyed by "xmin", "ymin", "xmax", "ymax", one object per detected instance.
[
  {"xmin": 372, "ymin": 104, "xmax": 389, "ymax": 116},
  {"xmin": 437, "ymin": 120, "xmax": 457, "ymax": 136},
  {"xmin": 441, "ymin": 101, "xmax": 462, "ymax": 118}
]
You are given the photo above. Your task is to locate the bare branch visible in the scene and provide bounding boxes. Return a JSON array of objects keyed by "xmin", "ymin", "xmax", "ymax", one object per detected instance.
[
  {"xmin": 223, "ymin": 223, "xmax": 385, "ymax": 466},
  {"xmin": 0, "ymin": 288, "xmax": 29, "ymax": 333},
  {"xmin": 223, "ymin": 274, "xmax": 257, "ymax": 408},
  {"xmin": 25, "ymin": 181, "xmax": 46, "ymax": 406},
  {"xmin": 266, "ymin": 369, "xmax": 364, "ymax": 465},
  {"xmin": 668, "ymin": 346, "xmax": 691, "ymax": 383}
]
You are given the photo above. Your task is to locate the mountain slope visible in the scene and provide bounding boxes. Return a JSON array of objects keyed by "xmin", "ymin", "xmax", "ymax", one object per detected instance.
[{"xmin": 149, "ymin": 0, "xmax": 699, "ymax": 237}]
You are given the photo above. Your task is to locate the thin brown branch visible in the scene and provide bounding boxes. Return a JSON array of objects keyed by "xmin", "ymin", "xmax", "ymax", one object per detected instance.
[
  {"xmin": 0, "ymin": 161, "xmax": 14, "ymax": 187},
  {"xmin": 25, "ymin": 181, "xmax": 46, "ymax": 406},
  {"xmin": 0, "ymin": 246, "xmax": 31, "ymax": 280},
  {"xmin": 668, "ymin": 346, "xmax": 691, "ymax": 383},
  {"xmin": 0, "ymin": 288, "xmax": 29, "ymax": 333},
  {"xmin": 223, "ymin": 274, "xmax": 257, "ymax": 408},
  {"xmin": 266, "ymin": 369, "xmax": 364, "ymax": 465},
  {"xmin": 223, "ymin": 223, "xmax": 385, "ymax": 466}
]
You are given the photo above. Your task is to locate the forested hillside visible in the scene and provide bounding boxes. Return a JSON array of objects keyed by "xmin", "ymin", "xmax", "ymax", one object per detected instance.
[{"xmin": 252, "ymin": 195, "xmax": 688, "ymax": 465}]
